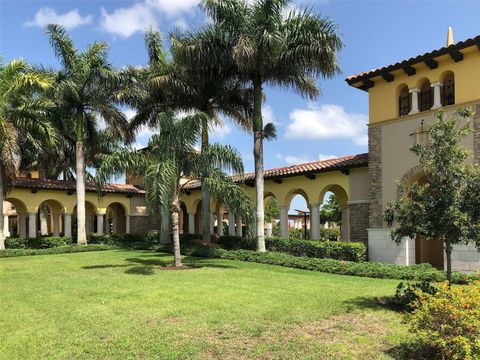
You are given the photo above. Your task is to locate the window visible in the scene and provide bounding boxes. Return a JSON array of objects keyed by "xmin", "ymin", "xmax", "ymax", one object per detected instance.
[
  {"xmin": 419, "ymin": 79, "xmax": 432, "ymax": 112},
  {"xmin": 398, "ymin": 85, "xmax": 410, "ymax": 116},
  {"xmin": 441, "ymin": 72, "xmax": 455, "ymax": 106}
]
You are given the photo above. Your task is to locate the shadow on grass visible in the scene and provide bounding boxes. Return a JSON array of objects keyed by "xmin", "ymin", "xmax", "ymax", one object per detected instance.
[
  {"xmin": 81, "ymin": 253, "xmax": 237, "ymax": 275},
  {"xmin": 342, "ymin": 296, "xmax": 387, "ymax": 312}
]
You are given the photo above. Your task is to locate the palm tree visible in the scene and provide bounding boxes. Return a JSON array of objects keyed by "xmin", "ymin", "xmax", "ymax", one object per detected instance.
[
  {"xmin": 46, "ymin": 24, "xmax": 131, "ymax": 245},
  {"xmin": 196, "ymin": 0, "xmax": 343, "ymax": 251},
  {"xmin": 96, "ymin": 111, "xmax": 253, "ymax": 267},
  {"xmin": 131, "ymin": 29, "xmax": 252, "ymax": 242},
  {"xmin": 0, "ymin": 59, "xmax": 56, "ymax": 249}
]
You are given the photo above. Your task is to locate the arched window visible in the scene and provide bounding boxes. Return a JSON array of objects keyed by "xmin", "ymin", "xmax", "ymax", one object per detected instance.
[
  {"xmin": 441, "ymin": 71, "xmax": 455, "ymax": 106},
  {"xmin": 398, "ymin": 84, "xmax": 410, "ymax": 116},
  {"xmin": 418, "ymin": 79, "xmax": 432, "ymax": 111}
]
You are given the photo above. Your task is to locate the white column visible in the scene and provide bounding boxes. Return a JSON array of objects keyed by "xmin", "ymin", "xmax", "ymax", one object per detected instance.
[
  {"xmin": 188, "ymin": 213, "xmax": 195, "ymax": 234},
  {"xmin": 265, "ymin": 222, "xmax": 273, "ymax": 238},
  {"xmin": 279, "ymin": 205, "xmax": 289, "ymax": 238},
  {"xmin": 28, "ymin": 213, "xmax": 36, "ymax": 238},
  {"xmin": 228, "ymin": 212, "xmax": 235, "ymax": 236},
  {"xmin": 126, "ymin": 215, "xmax": 131, "ymax": 234},
  {"xmin": 409, "ymin": 88, "xmax": 419, "ymax": 114},
  {"xmin": 96, "ymin": 214, "xmax": 104, "ymax": 234},
  {"xmin": 235, "ymin": 215, "xmax": 242, "ymax": 237},
  {"xmin": 310, "ymin": 203, "xmax": 321, "ymax": 240},
  {"xmin": 40, "ymin": 210, "xmax": 48, "ymax": 236},
  {"xmin": 217, "ymin": 212, "xmax": 224, "ymax": 236},
  {"xmin": 431, "ymin": 82, "xmax": 442, "ymax": 109},
  {"xmin": 53, "ymin": 214, "xmax": 60, "ymax": 236},
  {"xmin": 3, "ymin": 215, "xmax": 10, "ymax": 237},
  {"xmin": 210, "ymin": 212, "xmax": 215, "ymax": 235},
  {"xmin": 64, "ymin": 213, "xmax": 72, "ymax": 237},
  {"xmin": 18, "ymin": 214, "xmax": 27, "ymax": 238}
]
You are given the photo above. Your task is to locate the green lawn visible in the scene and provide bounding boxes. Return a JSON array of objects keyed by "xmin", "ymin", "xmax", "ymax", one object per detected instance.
[{"xmin": 0, "ymin": 250, "xmax": 410, "ymax": 359}]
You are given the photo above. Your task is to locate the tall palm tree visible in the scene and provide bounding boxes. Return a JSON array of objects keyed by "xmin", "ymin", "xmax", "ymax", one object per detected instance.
[
  {"xmin": 196, "ymin": 0, "xmax": 343, "ymax": 250},
  {"xmin": 46, "ymin": 24, "xmax": 131, "ymax": 245},
  {"xmin": 0, "ymin": 59, "xmax": 56, "ymax": 249},
  {"xmin": 96, "ymin": 111, "xmax": 253, "ymax": 267},
  {"xmin": 131, "ymin": 29, "xmax": 252, "ymax": 242}
]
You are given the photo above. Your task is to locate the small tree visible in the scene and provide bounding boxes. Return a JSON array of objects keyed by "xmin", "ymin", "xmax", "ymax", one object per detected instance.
[
  {"xmin": 97, "ymin": 111, "xmax": 253, "ymax": 267},
  {"xmin": 390, "ymin": 108, "xmax": 480, "ymax": 283},
  {"xmin": 320, "ymin": 194, "xmax": 341, "ymax": 226}
]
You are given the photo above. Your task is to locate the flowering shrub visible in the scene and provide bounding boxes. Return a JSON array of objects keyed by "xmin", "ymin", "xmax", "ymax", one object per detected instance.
[{"xmin": 408, "ymin": 281, "xmax": 480, "ymax": 360}]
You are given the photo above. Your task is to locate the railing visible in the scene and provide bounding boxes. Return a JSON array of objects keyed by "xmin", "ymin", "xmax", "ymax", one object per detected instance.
[
  {"xmin": 442, "ymin": 81, "xmax": 455, "ymax": 106},
  {"xmin": 399, "ymin": 94, "xmax": 410, "ymax": 116},
  {"xmin": 419, "ymin": 88, "xmax": 432, "ymax": 112}
]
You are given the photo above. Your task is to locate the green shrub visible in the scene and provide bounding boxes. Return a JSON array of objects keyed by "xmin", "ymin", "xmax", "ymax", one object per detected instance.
[
  {"xmin": 265, "ymin": 237, "xmax": 366, "ymax": 262},
  {"xmin": 319, "ymin": 228, "xmax": 340, "ymax": 241},
  {"xmin": 407, "ymin": 281, "xmax": 480, "ymax": 360},
  {"xmin": 393, "ymin": 281, "xmax": 439, "ymax": 311},
  {"xmin": 5, "ymin": 236, "xmax": 72, "ymax": 249},
  {"xmin": 288, "ymin": 228, "xmax": 308, "ymax": 240},
  {"xmin": 216, "ymin": 236, "xmax": 256, "ymax": 250},
  {"xmin": 0, "ymin": 245, "xmax": 116, "ymax": 258}
]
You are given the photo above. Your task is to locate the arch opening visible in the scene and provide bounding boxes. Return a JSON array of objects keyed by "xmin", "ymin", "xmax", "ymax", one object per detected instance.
[
  {"xmin": 441, "ymin": 71, "xmax": 455, "ymax": 106},
  {"xmin": 397, "ymin": 84, "xmax": 410, "ymax": 116},
  {"xmin": 105, "ymin": 202, "xmax": 126, "ymax": 234},
  {"xmin": 3, "ymin": 198, "xmax": 28, "ymax": 238},
  {"xmin": 37, "ymin": 199, "xmax": 65, "ymax": 236},
  {"xmin": 73, "ymin": 201, "xmax": 98, "ymax": 236},
  {"xmin": 418, "ymin": 78, "xmax": 432, "ymax": 111},
  {"xmin": 286, "ymin": 191, "xmax": 309, "ymax": 240}
]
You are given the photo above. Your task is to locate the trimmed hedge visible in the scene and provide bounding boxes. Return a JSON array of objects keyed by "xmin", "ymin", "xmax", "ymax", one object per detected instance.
[
  {"xmin": 5, "ymin": 236, "xmax": 72, "ymax": 249},
  {"xmin": 158, "ymin": 244, "xmax": 480, "ymax": 284},
  {"xmin": 0, "ymin": 245, "xmax": 116, "ymax": 258},
  {"xmin": 265, "ymin": 237, "xmax": 366, "ymax": 262}
]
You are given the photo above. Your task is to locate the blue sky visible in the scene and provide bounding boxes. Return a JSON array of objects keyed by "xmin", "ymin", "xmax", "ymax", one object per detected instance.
[{"xmin": 1, "ymin": 0, "xmax": 479, "ymax": 210}]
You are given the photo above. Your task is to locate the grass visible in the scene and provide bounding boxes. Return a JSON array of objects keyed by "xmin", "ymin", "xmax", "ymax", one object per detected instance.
[{"xmin": 0, "ymin": 250, "xmax": 411, "ymax": 359}]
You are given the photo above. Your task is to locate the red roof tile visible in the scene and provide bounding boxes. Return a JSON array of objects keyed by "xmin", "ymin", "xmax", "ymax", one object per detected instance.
[
  {"xmin": 346, "ymin": 35, "xmax": 480, "ymax": 87},
  {"xmin": 182, "ymin": 153, "xmax": 368, "ymax": 190},
  {"xmin": 12, "ymin": 178, "xmax": 145, "ymax": 195}
]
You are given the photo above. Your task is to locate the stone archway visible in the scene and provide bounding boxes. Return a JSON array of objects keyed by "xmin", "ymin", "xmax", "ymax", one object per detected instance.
[{"xmin": 105, "ymin": 202, "xmax": 127, "ymax": 234}]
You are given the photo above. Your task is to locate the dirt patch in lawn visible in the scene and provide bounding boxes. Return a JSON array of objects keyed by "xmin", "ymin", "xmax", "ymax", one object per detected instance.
[
  {"xmin": 199, "ymin": 311, "xmax": 404, "ymax": 360},
  {"xmin": 158, "ymin": 265, "xmax": 195, "ymax": 271}
]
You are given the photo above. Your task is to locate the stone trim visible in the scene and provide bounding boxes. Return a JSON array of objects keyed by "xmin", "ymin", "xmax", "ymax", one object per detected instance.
[
  {"xmin": 368, "ymin": 125, "xmax": 383, "ymax": 228},
  {"xmin": 348, "ymin": 202, "xmax": 369, "ymax": 244},
  {"xmin": 474, "ymin": 104, "xmax": 480, "ymax": 166}
]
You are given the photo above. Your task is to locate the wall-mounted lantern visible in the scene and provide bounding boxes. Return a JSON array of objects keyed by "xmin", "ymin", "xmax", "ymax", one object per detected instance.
[{"xmin": 384, "ymin": 203, "xmax": 395, "ymax": 228}]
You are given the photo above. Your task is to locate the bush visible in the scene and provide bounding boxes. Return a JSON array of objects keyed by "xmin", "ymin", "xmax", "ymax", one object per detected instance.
[
  {"xmin": 407, "ymin": 281, "xmax": 480, "ymax": 360},
  {"xmin": 265, "ymin": 237, "xmax": 366, "ymax": 262},
  {"xmin": 216, "ymin": 236, "xmax": 256, "ymax": 250},
  {"xmin": 0, "ymin": 245, "xmax": 116, "ymax": 258},
  {"xmin": 319, "ymin": 228, "xmax": 340, "ymax": 241},
  {"xmin": 5, "ymin": 236, "xmax": 72, "ymax": 249},
  {"xmin": 393, "ymin": 281, "xmax": 439, "ymax": 311}
]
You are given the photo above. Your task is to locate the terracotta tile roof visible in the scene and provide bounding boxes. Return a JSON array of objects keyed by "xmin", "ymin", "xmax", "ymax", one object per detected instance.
[
  {"xmin": 12, "ymin": 178, "xmax": 145, "ymax": 195},
  {"xmin": 182, "ymin": 153, "xmax": 368, "ymax": 190},
  {"xmin": 346, "ymin": 35, "xmax": 480, "ymax": 88}
]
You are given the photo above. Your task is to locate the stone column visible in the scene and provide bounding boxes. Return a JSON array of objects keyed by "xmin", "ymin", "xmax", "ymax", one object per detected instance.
[
  {"xmin": 265, "ymin": 222, "xmax": 273, "ymax": 238},
  {"xmin": 341, "ymin": 205, "xmax": 350, "ymax": 242},
  {"xmin": 64, "ymin": 213, "xmax": 72, "ymax": 237},
  {"xmin": 409, "ymin": 88, "xmax": 419, "ymax": 114},
  {"xmin": 235, "ymin": 215, "xmax": 242, "ymax": 237},
  {"xmin": 210, "ymin": 212, "xmax": 215, "ymax": 235},
  {"xmin": 3, "ymin": 215, "xmax": 10, "ymax": 237},
  {"xmin": 228, "ymin": 212, "xmax": 235, "ymax": 236},
  {"xmin": 310, "ymin": 203, "xmax": 321, "ymax": 240},
  {"xmin": 18, "ymin": 214, "xmax": 27, "ymax": 238},
  {"xmin": 279, "ymin": 205, "xmax": 289, "ymax": 238},
  {"xmin": 53, "ymin": 214, "xmax": 60, "ymax": 236},
  {"xmin": 126, "ymin": 215, "xmax": 131, "ymax": 234},
  {"xmin": 217, "ymin": 212, "xmax": 224, "ymax": 236},
  {"xmin": 28, "ymin": 213, "xmax": 36, "ymax": 238},
  {"xmin": 96, "ymin": 214, "xmax": 104, "ymax": 235},
  {"xmin": 188, "ymin": 212, "xmax": 195, "ymax": 234},
  {"xmin": 431, "ymin": 82, "xmax": 442, "ymax": 109}
]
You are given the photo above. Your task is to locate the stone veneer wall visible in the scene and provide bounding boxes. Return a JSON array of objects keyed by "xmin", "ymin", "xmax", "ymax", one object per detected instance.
[
  {"xmin": 474, "ymin": 104, "xmax": 480, "ymax": 166},
  {"xmin": 130, "ymin": 215, "xmax": 160, "ymax": 235},
  {"xmin": 348, "ymin": 202, "xmax": 369, "ymax": 244},
  {"xmin": 368, "ymin": 125, "xmax": 383, "ymax": 228}
]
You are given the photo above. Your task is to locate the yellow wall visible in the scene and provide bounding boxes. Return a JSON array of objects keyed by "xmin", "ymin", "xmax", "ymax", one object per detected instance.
[{"xmin": 368, "ymin": 46, "xmax": 480, "ymax": 124}]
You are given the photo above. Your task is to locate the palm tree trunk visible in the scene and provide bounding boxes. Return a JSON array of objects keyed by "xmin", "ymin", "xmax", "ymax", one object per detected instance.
[
  {"xmin": 0, "ymin": 166, "xmax": 5, "ymax": 250},
  {"xmin": 253, "ymin": 80, "xmax": 265, "ymax": 251},
  {"xmin": 171, "ymin": 193, "xmax": 182, "ymax": 267},
  {"xmin": 160, "ymin": 203, "xmax": 171, "ymax": 244},
  {"xmin": 201, "ymin": 125, "xmax": 211, "ymax": 242},
  {"xmin": 76, "ymin": 139, "xmax": 87, "ymax": 245}
]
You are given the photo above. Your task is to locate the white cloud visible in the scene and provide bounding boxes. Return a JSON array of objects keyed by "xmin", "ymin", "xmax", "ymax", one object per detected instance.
[
  {"xmin": 262, "ymin": 104, "xmax": 277, "ymax": 125},
  {"xmin": 24, "ymin": 7, "xmax": 92, "ymax": 29},
  {"xmin": 210, "ymin": 123, "xmax": 232, "ymax": 139},
  {"xmin": 285, "ymin": 104, "xmax": 368, "ymax": 146},
  {"xmin": 146, "ymin": 0, "xmax": 199, "ymax": 17},
  {"xmin": 173, "ymin": 17, "xmax": 189, "ymax": 30},
  {"xmin": 318, "ymin": 153, "xmax": 337, "ymax": 161},
  {"xmin": 100, "ymin": 3, "xmax": 158, "ymax": 38}
]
